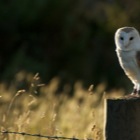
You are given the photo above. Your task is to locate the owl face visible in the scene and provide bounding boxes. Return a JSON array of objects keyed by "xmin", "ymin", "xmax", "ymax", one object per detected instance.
[{"xmin": 115, "ymin": 27, "xmax": 140, "ymax": 51}]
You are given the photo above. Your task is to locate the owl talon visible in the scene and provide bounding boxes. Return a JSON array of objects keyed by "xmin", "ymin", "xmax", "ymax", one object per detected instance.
[
  {"xmin": 128, "ymin": 92, "xmax": 140, "ymax": 98},
  {"xmin": 132, "ymin": 88, "xmax": 137, "ymax": 94},
  {"xmin": 130, "ymin": 89, "xmax": 137, "ymax": 95},
  {"xmin": 133, "ymin": 93, "xmax": 139, "ymax": 97},
  {"xmin": 130, "ymin": 92, "xmax": 135, "ymax": 96},
  {"xmin": 124, "ymin": 92, "xmax": 140, "ymax": 99}
]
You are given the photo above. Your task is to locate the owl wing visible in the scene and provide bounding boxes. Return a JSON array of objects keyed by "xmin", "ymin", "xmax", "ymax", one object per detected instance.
[{"xmin": 136, "ymin": 51, "xmax": 140, "ymax": 68}]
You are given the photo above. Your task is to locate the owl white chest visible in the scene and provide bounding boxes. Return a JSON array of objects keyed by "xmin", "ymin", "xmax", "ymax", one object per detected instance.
[
  {"xmin": 116, "ymin": 49, "xmax": 140, "ymax": 83},
  {"xmin": 117, "ymin": 50, "xmax": 135, "ymax": 66}
]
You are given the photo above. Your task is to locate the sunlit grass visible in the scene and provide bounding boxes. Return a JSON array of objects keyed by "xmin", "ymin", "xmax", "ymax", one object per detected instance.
[{"xmin": 0, "ymin": 72, "xmax": 124, "ymax": 140}]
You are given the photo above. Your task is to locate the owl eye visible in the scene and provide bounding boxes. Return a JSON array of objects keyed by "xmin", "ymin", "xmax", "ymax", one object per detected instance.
[
  {"xmin": 120, "ymin": 37, "xmax": 124, "ymax": 40},
  {"xmin": 129, "ymin": 37, "xmax": 134, "ymax": 40}
]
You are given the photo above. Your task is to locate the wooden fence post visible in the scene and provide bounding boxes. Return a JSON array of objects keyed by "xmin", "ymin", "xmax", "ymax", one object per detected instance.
[{"xmin": 104, "ymin": 98, "xmax": 140, "ymax": 140}]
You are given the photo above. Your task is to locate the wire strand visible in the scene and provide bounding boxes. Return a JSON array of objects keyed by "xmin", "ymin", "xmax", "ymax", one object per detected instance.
[{"xmin": 1, "ymin": 130, "xmax": 94, "ymax": 140}]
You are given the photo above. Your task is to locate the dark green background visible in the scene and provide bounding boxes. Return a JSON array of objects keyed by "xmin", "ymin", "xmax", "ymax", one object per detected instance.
[{"xmin": 1, "ymin": 0, "xmax": 140, "ymax": 91}]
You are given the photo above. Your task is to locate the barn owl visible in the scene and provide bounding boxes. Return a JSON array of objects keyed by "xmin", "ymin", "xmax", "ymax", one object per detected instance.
[{"xmin": 115, "ymin": 27, "xmax": 140, "ymax": 97}]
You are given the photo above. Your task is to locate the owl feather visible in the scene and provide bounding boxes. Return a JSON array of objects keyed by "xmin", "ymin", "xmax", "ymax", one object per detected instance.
[{"xmin": 115, "ymin": 27, "xmax": 140, "ymax": 96}]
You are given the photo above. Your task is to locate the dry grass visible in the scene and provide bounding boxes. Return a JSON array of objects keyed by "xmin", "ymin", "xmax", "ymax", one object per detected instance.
[{"xmin": 0, "ymin": 72, "xmax": 124, "ymax": 140}]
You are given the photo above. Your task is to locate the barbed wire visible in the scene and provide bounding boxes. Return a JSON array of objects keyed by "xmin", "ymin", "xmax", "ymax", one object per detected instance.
[{"xmin": 1, "ymin": 130, "xmax": 94, "ymax": 140}]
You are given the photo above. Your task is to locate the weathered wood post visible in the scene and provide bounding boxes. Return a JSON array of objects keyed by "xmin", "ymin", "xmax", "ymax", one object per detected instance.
[{"xmin": 104, "ymin": 98, "xmax": 140, "ymax": 140}]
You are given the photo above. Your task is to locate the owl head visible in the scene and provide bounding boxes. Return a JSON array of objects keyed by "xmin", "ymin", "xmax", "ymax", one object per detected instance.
[{"xmin": 115, "ymin": 27, "xmax": 140, "ymax": 51}]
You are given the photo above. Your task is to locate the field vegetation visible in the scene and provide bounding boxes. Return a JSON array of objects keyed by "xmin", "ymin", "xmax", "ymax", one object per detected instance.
[{"xmin": 0, "ymin": 72, "xmax": 124, "ymax": 140}]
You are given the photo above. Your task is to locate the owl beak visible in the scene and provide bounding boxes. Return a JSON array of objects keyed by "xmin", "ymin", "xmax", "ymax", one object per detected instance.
[
  {"xmin": 125, "ymin": 45, "xmax": 129, "ymax": 48},
  {"xmin": 124, "ymin": 42, "xmax": 130, "ymax": 48}
]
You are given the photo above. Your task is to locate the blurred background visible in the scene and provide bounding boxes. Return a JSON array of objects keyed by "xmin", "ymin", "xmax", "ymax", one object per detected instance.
[
  {"xmin": 1, "ymin": 1, "xmax": 140, "ymax": 139},
  {"xmin": 0, "ymin": 0, "xmax": 140, "ymax": 93}
]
